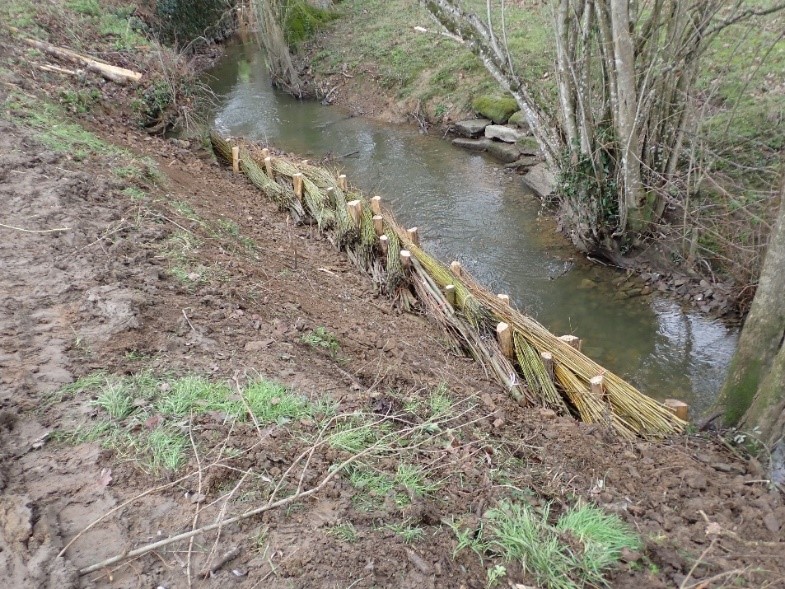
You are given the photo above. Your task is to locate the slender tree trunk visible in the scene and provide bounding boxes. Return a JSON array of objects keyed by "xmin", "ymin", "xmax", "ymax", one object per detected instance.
[
  {"xmin": 609, "ymin": 0, "xmax": 645, "ymax": 234},
  {"xmin": 720, "ymin": 178, "xmax": 785, "ymax": 450}
]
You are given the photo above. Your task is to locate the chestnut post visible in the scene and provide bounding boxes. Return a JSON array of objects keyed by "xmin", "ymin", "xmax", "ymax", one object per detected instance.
[
  {"xmin": 444, "ymin": 284, "xmax": 456, "ymax": 307},
  {"xmin": 559, "ymin": 335, "xmax": 582, "ymax": 351},
  {"xmin": 261, "ymin": 148, "xmax": 270, "ymax": 158},
  {"xmin": 540, "ymin": 351, "xmax": 554, "ymax": 381},
  {"xmin": 590, "ymin": 375, "xmax": 605, "ymax": 398},
  {"xmin": 370, "ymin": 195, "xmax": 382, "ymax": 214},
  {"xmin": 400, "ymin": 249, "xmax": 412, "ymax": 270},
  {"xmin": 664, "ymin": 399, "xmax": 689, "ymax": 421},
  {"xmin": 373, "ymin": 215, "xmax": 384, "ymax": 236},
  {"xmin": 346, "ymin": 200, "xmax": 362, "ymax": 226},
  {"xmin": 450, "ymin": 261, "xmax": 462, "ymax": 277},
  {"xmin": 379, "ymin": 234, "xmax": 389, "ymax": 255},
  {"xmin": 231, "ymin": 146, "xmax": 240, "ymax": 174},
  {"xmin": 496, "ymin": 323, "xmax": 513, "ymax": 358},
  {"xmin": 292, "ymin": 173, "xmax": 304, "ymax": 200},
  {"xmin": 406, "ymin": 227, "xmax": 419, "ymax": 246},
  {"xmin": 338, "ymin": 174, "xmax": 348, "ymax": 191},
  {"xmin": 264, "ymin": 156, "xmax": 274, "ymax": 178},
  {"xmin": 497, "ymin": 293, "xmax": 510, "ymax": 306}
]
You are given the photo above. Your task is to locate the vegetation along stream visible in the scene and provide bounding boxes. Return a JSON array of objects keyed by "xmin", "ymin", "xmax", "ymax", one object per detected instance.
[{"xmin": 206, "ymin": 41, "xmax": 738, "ymax": 417}]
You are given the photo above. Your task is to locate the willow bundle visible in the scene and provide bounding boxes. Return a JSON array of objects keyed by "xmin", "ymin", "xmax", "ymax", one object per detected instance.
[
  {"xmin": 478, "ymin": 292, "xmax": 684, "ymax": 436},
  {"xmin": 514, "ymin": 333, "xmax": 567, "ymax": 412},
  {"xmin": 210, "ymin": 131, "xmax": 233, "ymax": 164},
  {"xmin": 409, "ymin": 258, "xmax": 531, "ymax": 406},
  {"xmin": 554, "ymin": 364, "xmax": 636, "ymax": 439},
  {"xmin": 326, "ymin": 187, "xmax": 352, "ymax": 246},
  {"xmin": 383, "ymin": 227, "xmax": 404, "ymax": 292}
]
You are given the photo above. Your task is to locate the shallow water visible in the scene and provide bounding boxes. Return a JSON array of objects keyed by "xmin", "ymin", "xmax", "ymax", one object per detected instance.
[{"xmin": 204, "ymin": 42, "xmax": 738, "ymax": 416}]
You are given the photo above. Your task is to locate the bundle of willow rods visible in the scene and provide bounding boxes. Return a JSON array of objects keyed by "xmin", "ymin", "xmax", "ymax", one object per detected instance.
[
  {"xmin": 410, "ymin": 257, "xmax": 531, "ymax": 405},
  {"xmin": 209, "ymin": 130, "xmax": 686, "ymax": 438},
  {"xmin": 554, "ymin": 364, "xmax": 638, "ymax": 439},
  {"xmin": 514, "ymin": 333, "xmax": 567, "ymax": 413},
  {"xmin": 388, "ymin": 214, "xmax": 685, "ymax": 436}
]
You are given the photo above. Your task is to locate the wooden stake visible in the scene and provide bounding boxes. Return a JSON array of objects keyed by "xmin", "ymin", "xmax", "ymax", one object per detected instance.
[
  {"xmin": 400, "ymin": 249, "xmax": 411, "ymax": 269},
  {"xmin": 373, "ymin": 215, "xmax": 384, "ymax": 236},
  {"xmin": 379, "ymin": 234, "xmax": 389, "ymax": 254},
  {"xmin": 496, "ymin": 322, "xmax": 513, "ymax": 358},
  {"xmin": 370, "ymin": 195, "xmax": 382, "ymax": 214},
  {"xmin": 497, "ymin": 293, "xmax": 510, "ymax": 306},
  {"xmin": 444, "ymin": 284, "xmax": 456, "ymax": 307},
  {"xmin": 406, "ymin": 227, "xmax": 420, "ymax": 246},
  {"xmin": 590, "ymin": 375, "xmax": 605, "ymax": 398},
  {"xmin": 559, "ymin": 335, "xmax": 582, "ymax": 351},
  {"xmin": 346, "ymin": 199, "xmax": 362, "ymax": 226},
  {"xmin": 540, "ymin": 351, "xmax": 554, "ymax": 381},
  {"xmin": 664, "ymin": 399, "xmax": 689, "ymax": 421},
  {"xmin": 264, "ymin": 156, "xmax": 273, "ymax": 178},
  {"xmin": 261, "ymin": 148, "xmax": 270, "ymax": 158},
  {"xmin": 292, "ymin": 173, "xmax": 304, "ymax": 200},
  {"xmin": 450, "ymin": 261, "xmax": 462, "ymax": 277},
  {"xmin": 301, "ymin": 159, "xmax": 309, "ymax": 166},
  {"xmin": 338, "ymin": 174, "xmax": 348, "ymax": 190},
  {"xmin": 231, "ymin": 146, "xmax": 240, "ymax": 174}
]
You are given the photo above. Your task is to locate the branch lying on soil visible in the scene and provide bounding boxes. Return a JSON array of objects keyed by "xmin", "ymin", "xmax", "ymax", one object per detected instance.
[{"xmin": 21, "ymin": 37, "xmax": 143, "ymax": 84}]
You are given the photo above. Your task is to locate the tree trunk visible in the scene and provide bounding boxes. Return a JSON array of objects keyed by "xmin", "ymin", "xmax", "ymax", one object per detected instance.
[
  {"xmin": 720, "ymin": 178, "xmax": 785, "ymax": 450},
  {"xmin": 609, "ymin": 0, "xmax": 645, "ymax": 234}
]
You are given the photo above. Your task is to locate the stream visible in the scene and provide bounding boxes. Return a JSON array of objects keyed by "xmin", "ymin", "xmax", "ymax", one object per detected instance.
[{"xmin": 204, "ymin": 42, "xmax": 739, "ymax": 417}]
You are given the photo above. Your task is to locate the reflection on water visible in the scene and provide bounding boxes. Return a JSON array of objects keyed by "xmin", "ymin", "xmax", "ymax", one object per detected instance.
[{"xmin": 205, "ymin": 42, "xmax": 738, "ymax": 416}]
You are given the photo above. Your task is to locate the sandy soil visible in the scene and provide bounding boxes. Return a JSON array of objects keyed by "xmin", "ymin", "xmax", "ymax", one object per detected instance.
[{"xmin": 1, "ymin": 18, "xmax": 784, "ymax": 589}]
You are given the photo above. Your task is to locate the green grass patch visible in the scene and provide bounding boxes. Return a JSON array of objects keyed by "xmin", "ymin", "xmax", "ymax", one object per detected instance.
[
  {"xmin": 327, "ymin": 522, "xmax": 359, "ymax": 543},
  {"xmin": 5, "ymin": 93, "xmax": 119, "ymax": 160},
  {"xmin": 301, "ymin": 326, "xmax": 340, "ymax": 357},
  {"xmin": 385, "ymin": 520, "xmax": 425, "ymax": 544},
  {"xmin": 56, "ymin": 371, "xmax": 321, "ymax": 472},
  {"xmin": 451, "ymin": 499, "xmax": 642, "ymax": 589}
]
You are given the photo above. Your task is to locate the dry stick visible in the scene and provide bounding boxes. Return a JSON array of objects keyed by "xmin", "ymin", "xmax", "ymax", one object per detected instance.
[
  {"xmin": 186, "ymin": 418, "xmax": 204, "ymax": 589},
  {"xmin": 0, "ymin": 221, "xmax": 70, "ymax": 232}
]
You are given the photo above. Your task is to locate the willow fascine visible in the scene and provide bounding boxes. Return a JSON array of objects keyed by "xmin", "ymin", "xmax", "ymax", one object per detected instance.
[{"xmin": 210, "ymin": 130, "xmax": 686, "ymax": 437}]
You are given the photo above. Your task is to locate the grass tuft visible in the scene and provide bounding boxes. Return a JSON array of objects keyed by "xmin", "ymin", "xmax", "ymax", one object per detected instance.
[{"xmin": 451, "ymin": 499, "xmax": 641, "ymax": 589}]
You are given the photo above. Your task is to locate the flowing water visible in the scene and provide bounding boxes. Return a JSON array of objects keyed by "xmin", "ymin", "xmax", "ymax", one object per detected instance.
[{"xmin": 205, "ymin": 42, "xmax": 739, "ymax": 416}]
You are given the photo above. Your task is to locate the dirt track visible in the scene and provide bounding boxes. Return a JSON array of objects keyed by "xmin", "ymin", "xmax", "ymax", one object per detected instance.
[{"xmin": 1, "ymin": 32, "xmax": 785, "ymax": 589}]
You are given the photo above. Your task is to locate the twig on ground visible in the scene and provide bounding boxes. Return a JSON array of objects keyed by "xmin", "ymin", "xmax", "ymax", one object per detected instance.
[
  {"xmin": 186, "ymin": 416, "xmax": 204, "ymax": 588},
  {"xmin": 181, "ymin": 309, "xmax": 199, "ymax": 334},
  {"xmin": 0, "ymin": 221, "xmax": 70, "ymax": 233}
]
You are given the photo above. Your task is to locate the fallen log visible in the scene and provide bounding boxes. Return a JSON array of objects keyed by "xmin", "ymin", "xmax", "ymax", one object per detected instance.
[{"xmin": 23, "ymin": 38, "xmax": 142, "ymax": 84}]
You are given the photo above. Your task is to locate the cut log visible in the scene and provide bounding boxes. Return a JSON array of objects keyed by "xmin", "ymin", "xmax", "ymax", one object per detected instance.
[{"xmin": 23, "ymin": 38, "xmax": 142, "ymax": 84}]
